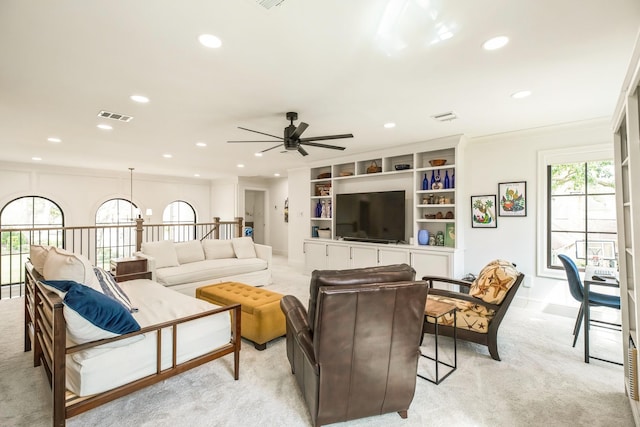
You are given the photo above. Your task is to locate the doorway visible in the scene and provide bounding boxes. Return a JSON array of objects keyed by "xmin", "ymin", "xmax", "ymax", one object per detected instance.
[{"xmin": 244, "ymin": 189, "xmax": 266, "ymax": 245}]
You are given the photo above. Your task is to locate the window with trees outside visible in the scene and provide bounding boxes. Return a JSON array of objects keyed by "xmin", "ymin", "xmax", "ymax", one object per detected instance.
[
  {"xmin": 548, "ymin": 160, "xmax": 617, "ymax": 270},
  {"xmin": 95, "ymin": 198, "xmax": 138, "ymax": 269},
  {"xmin": 163, "ymin": 201, "xmax": 196, "ymax": 241},
  {"xmin": 0, "ymin": 196, "xmax": 64, "ymax": 293}
]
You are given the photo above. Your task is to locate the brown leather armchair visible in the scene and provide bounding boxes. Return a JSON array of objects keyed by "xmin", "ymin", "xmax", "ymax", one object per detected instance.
[{"xmin": 280, "ymin": 264, "xmax": 428, "ymax": 427}]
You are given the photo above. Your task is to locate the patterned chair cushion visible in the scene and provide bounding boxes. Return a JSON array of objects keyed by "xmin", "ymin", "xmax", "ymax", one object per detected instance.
[
  {"xmin": 426, "ymin": 294, "xmax": 494, "ymax": 333},
  {"xmin": 469, "ymin": 259, "xmax": 519, "ymax": 305},
  {"xmin": 425, "ymin": 260, "xmax": 519, "ymax": 334}
]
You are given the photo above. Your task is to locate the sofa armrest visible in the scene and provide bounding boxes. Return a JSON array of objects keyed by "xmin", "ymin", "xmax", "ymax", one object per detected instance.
[
  {"xmin": 254, "ymin": 243, "xmax": 272, "ymax": 269},
  {"xmin": 133, "ymin": 251, "xmax": 157, "ymax": 281},
  {"xmin": 280, "ymin": 295, "xmax": 318, "ymax": 374}
]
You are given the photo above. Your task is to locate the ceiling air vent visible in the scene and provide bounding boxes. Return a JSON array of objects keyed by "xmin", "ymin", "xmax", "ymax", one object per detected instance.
[
  {"xmin": 431, "ymin": 111, "xmax": 458, "ymax": 122},
  {"xmin": 255, "ymin": 0, "xmax": 285, "ymax": 9},
  {"xmin": 97, "ymin": 110, "xmax": 133, "ymax": 122}
]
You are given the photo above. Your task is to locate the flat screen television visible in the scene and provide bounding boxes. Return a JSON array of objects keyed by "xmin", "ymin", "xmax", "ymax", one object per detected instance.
[{"xmin": 335, "ymin": 190, "xmax": 405, "ymax": 243}]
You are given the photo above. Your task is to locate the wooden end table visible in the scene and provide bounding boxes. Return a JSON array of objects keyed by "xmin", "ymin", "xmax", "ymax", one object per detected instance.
[
  {"xmin": 110, "ymin": 256, "xmax": 151, "ymax": 282},
  {"xmin": 418, "ymin": 297, "xmax": 458, "ymax": 384}
]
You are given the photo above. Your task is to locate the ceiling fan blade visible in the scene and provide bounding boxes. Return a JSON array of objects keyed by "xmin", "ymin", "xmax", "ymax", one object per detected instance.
[
  {"xmin": 299, "ymin": 133, "xmax": 353, "ymax": 142},
  {"xmin": 290, "ymin": 122, "xmax": 309, "ymax": 140},
  {"xmin": 227, "ymin": 140, "xmax": 281, "ymax": 143},
  {"xmin": 300, "ymin": 141, "xmax": 346, "ymax": 151},
  {"xmin": 237, "ymin": 126, "xmax": 283, "ymax": 140},
  {"xmin": 261, "ymin": 144, "xmax": 283, "ymax": 153},
  {"xmin": 298, "ymin": 146, "xmax": 309, "ymax": 156}
]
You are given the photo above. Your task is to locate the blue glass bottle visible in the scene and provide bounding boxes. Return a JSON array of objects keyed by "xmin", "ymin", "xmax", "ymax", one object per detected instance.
[
  {"xmin": 315, "ymin": 200, "xmax": 322, "ymax": 218},
  {"xmin": 430, "ymin": 170, "xmax": 436, "ymax": 188},
  {"xmin": 451, "ymin": 171, "xmax": 455, "ymax": 188},
  {"xmin": 444, "ymin": 171, "xmax": 450, "ymax": 189},
  {"xmin": 422, "ymin": 174, "xmax": 428, "ymax": 190}
]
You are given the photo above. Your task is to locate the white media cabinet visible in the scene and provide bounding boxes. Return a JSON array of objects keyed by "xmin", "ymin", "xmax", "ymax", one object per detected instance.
[{"xmin": 305, "ymin": 135, "xmax": 466, "ymax": 279}]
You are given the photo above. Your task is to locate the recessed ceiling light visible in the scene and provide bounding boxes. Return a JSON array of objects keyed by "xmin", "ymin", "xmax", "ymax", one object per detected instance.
[
  {"xmin": 47, "ymin": 137, "xmax": 61, "ymax": 143},
  {"xmin": 199, "ymin": 34, "xmax": 222, "ymax": 49},
  {"xmin": 97, "ymin": 124, "xmax": 112, "ymax": 130},
  {"xmin": 511, "ymin": 90, "xmax": 532, "ymax": 99},
  {"xmin": 194, "ymin": 173, "xmax": 200, "ymax": 177},
  {"xmin": 384, "ymin": 122, "xmax": 396, "ymax": 129},
  {"xmin": 482, "ymin": 36, "xmax": 509, "ymax": 51},
  {"xmin": 195, "ymin": 142, "xmax": 207, "ymax": 147},
  {"xmin": 274, "ymin": 173, "xmax": 280, "ymax": 177},
  {"xmin": 254, "ymin": 152, "xmax": 263, "ymax": 157},
  {"xmin": 32, "ymin": 156, "xmax": 42, "ymax": 161},
  {"xmin": 130, "ymin": 95, "xmax": 149, "ymax": 103},
  {"xmin": 237, "ymin": 164, "xmax": 245, "ymax": 168},
  {"xmin": 163, "ymin": 154, "xmax": 172, "ymax": 158}
]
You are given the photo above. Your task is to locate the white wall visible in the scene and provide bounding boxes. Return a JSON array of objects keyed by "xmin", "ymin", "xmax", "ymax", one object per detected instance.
[
  {"xmin": 0, "ymin": 161, "xmax": 213, "ymax": 226},
  {"xmin": 267, "ymin": 178, "xmax": 289, "ymax": 256},
  {"xmin": 462, "ymin": 118, "xmax": 613, "ymax": 312}
]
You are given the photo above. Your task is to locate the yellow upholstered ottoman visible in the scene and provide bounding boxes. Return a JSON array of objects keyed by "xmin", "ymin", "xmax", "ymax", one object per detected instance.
[{"xmin": 196, "ymin": 282, "xmax": 286, "ymax": 350}]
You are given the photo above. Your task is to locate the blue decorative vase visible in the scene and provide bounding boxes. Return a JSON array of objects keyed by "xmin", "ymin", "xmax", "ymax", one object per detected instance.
[
  {"xmin": 422, "ymin": 174, "xmax": 428, "ymax": 190},
  {"xmin": 417, "ymin": 229, "xmax": 429, "ymax": 245},
  {"xmin": 444, "ymin": 171, "xmax": 450, "ymax": 189}
]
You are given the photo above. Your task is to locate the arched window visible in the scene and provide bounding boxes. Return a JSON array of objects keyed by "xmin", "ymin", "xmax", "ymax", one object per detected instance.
[
  {"xmin": 163, "ymin": 201, "xmax": 196, "ymax": 241},
  {"xmin": 95, "ymin": 198, "xmax": 138, "ymax": 269},
  {"xmin": 0, "ymin": 196, "xmax": 64, "ymax": 294}
]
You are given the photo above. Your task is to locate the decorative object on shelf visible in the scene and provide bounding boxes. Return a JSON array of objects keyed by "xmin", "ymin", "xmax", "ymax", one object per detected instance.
[
  {"xmin": 445, "ymin": 211, "xmax": 454, "ymax": 219},
  {"xmin": 317, "ymin": 172, "xmax": 331, "ymax": 179},
  {"xmin": 451, "ymin": 172, "xmax": 455, "ymax": 188},
  {"xmin": 435, "ymin": 211, "xmax": 443, "ymax": 219},
  {"xmin": 498, "ymin": 181, "xmax": 527, "ymax": 217},
  {"xmin": 424, "ymin": 214, "xmax": 436, "ymax": 219},
  {"xmin": 422, "ymin": 197, "xmax": 428, "ymax": 204},
  {"xmin": 422, "ymin": 173, "xmax": 428, "ymax": 190},
  {"xmin": 445, "ymin": 223, "xmax": 455, "ymax": 247},
  {"xmin": 339, "ymin": 171, "xmax": 354, "ymax": 177},
  {"xmin": 431, "ymin": 170, "xmax": 443, "ymax": 190},
  {"xmin": 438, "ymin": 196, "xmax": 446, "ymax": 204},
  {"xmin": 428, "ymin": 194, "xmax": 435, "ymax": 204},
  {"xmin": 315, "ymin": 183, "xmax": 331, "ymax": 196},
  {"xmin": 284, "ymin": 198, "xmax": 289, "ymax": 223},
  {"xmin": 429, "ymin": 235, "xmax": 436, "ymax": 246},
  {"xmin": 429, "ymin": 159, "xmax": 447, "ymax": 167},
  {"xmin": 430, "ymin": 170, "xmax": 436, "ymax": 188},
  {"xmin": 327, "ymin": 200, "xmax": 332, "ymax": 218},
  {"xmin": 315, "ymin": 200, "xmax": 322, "ymax": 218},
  {"xmin": 444, "ymin": 171, "xmax": 450, "ymax": 189},
  {"xmin": 318, "ymin": 228, "xmax": 331, "ymax": 239},
  {"xmin": 321, "ymin": 200, "xmax": 328, "ymax": 218},
  {"xmin": 471, "ymin": 195, "xmax": 497, "ymax": 228},
  {"xmin": 366, "ymin": 160, "xmax": 382, "ymax": 174},
  {"xmin": 312, "ymin": 225, "xmax": 319, "ymax": 237},
  {"xmin": 395, "ymin": 164, "xmax": 411, "ymax": 170},
  {"xmin": 417, "ymin": 229, "xmax": 429, "ymax": 245},
  {"xmin": 436, "ymin": 231, "xmax": 445, "ymax": 246}
]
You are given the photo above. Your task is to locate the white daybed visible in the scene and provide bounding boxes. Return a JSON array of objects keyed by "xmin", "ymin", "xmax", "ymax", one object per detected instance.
[{"xmin": 24, "ymin": 248, "xmax": 241, "ymax": 427}]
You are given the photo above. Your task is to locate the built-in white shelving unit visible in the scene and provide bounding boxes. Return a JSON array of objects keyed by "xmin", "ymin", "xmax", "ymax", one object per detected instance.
[{"xmin": 612, "ymin": 32, "xmax": 640, "ymax": 423}]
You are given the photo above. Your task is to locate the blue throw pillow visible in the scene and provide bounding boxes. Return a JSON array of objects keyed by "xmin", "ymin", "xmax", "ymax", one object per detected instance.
[{"xmin": 60, "ymin": 281, "xmax": 141, "ymax": 344}]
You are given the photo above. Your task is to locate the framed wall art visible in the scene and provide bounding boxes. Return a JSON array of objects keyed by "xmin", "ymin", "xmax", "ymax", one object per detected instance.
[
  {"xmin": 471, "ymin": 195, "xmax": 497, "ymax": 228},
  {"xmin": 498, "ymin": 181, "xmax": 527, "ymax": 217}
]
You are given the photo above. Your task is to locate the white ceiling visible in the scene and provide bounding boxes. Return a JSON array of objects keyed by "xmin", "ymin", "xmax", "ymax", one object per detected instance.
[{"xmin": 1, "ymin": 0, "xmax": 639, "ymax": 179}]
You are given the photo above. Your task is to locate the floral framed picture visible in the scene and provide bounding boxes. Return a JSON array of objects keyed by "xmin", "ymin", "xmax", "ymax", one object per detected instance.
[
  {"xmin": 498, "ymin": 181, "xmax": 527, "ymax": 217},
  {"xmin": 471, "ymin": 195, "xmax": 497, "ymax": 228}
]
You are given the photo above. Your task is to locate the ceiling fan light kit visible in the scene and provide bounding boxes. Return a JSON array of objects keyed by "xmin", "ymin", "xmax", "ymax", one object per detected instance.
[{"xmin": 227, "ymin": 111, "xmax": 353, "ymax": 156}]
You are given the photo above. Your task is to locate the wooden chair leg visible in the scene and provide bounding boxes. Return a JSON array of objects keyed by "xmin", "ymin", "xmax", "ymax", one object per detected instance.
[{"xmin": 397, "ymin": 410, "xmax": 408, "ymax": 419}]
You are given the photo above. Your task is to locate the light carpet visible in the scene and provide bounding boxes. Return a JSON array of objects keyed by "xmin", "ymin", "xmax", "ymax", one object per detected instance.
[{"xmin": 0, "ymin": 258, "xmax": 633, "ymax": 427}]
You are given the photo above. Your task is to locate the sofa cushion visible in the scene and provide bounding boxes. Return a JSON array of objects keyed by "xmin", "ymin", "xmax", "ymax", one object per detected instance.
[
  {"xmin": 94, "ymin": 267, "xmax": 138, "ymax": 313},
  {"xmin": 232, "ymin": 237, "xmax": 257, "ymax": 259},
  {"xmin": 155, "ymin": 258, "xmax": 268, "ymax": 286},
  {"xmin": 42, "ymin": 247, "xmax": 101, "ymax": 292},
  {"xmin": 426, "ymin": 294, "xmax": 494, "ymax": 334},
  {"xmin": 141, "ymin": 240, "xmax": 179, "ymax": 268},
  {"xmin": 175, "ymin": 240, "xmax": 205, "ymax": 264},
  {"xmin": 202, "ymin": 239, "xmax": 236, "ymax": 260},
  {"xmin": 469, "ymin": 259, "xmax": 519, "ymax": 305},
  {"xmin": 29, "ymin": 244, "xmax": 51, "ymax": 275}
]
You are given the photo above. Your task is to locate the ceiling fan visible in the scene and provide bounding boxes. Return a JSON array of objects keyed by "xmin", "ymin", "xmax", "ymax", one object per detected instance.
[{"xmin": 227, "ymin": 112, "xmax": 353, "ymax": 156}]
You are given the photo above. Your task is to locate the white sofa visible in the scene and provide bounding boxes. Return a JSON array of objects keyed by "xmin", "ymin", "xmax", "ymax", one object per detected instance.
[{"xmin": 136, "ymin": 237, "xmax": 272, "ymax": 296}]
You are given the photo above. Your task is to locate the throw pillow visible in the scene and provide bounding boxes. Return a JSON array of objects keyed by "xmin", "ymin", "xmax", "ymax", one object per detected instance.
[
  {"xmin": 469, "ymin": 259, "xmax": 519, "ymax": 305},
  {"xmin": 94, "ymin": 267, "xmax": 138, "ymax": 313},
  {"xmin": 174, "ymin": 240, "xmax": 205, "ymax": 264},
  {"xmin": 42, "ymin": 247, "xmax": 102, "ymax": 293},
  {"xmin": 231, "ymin": 237, "xmax": 257, "ymax": 259},
  {"xmin": 140, "ymin": 240, "xmax": 180, "ymax": 268},
  {"xmin": 29, "ymin": 244, "xmax": 51, "ymax": 275},
  {"xmin": 202, "ymin": 239, "xmax": 236, "ymax": 260},
  {"xmin": 62, "ymin": 283, "xmax": 141, "ymax": 344}
]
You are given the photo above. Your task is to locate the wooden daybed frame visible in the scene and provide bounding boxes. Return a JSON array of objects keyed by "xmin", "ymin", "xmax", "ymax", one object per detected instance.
[{"xmin": 24, "ymin": 262, "xmax": 242, "ymax": 427}]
